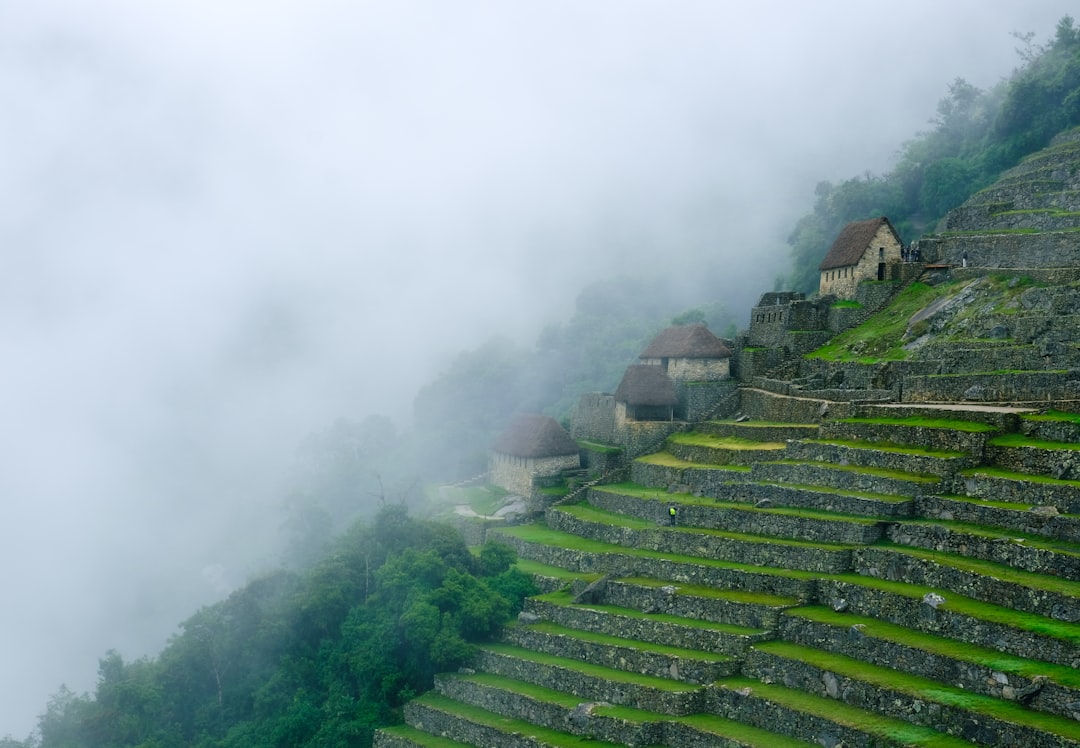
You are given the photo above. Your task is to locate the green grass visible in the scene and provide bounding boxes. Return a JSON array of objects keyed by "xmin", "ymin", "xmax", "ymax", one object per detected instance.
[
  {"xmin": 412, "ymin": 692, "xmax": 630, "ymax": 747},
  {"xmin": 876, "ymin": 542, "xmax": 1080, "ymax": 597},
  {"xmin": 835, "ymin": 416, "xmax": 997, "ymax": 433},
  {"xmin": 514, "ymin": 620, "xmax": 735, "ymax": 663},
  {"xmin": 480, "ymin": 642, "xmax": 701, "ymax": 692},
  {"xmin": 806, "ymin": 438, "xmax": 966, "ymax": 458},
  {"xmin": 635, "ymin": 451, "xmax": 753, "ymax": 471},
  {"xmin": 807, "ymin": 281, "xmax": 950, "ymax": 362},
  {"xmin": 787, "ymin": 605, "xmax": 1080, "ymax": 689},
  {"xmin": 716, "ymin": 677, "xmax": 974, "ymax": 746},
  {"xmin": 532, "ymin": 589, "xmax": 770, "ymax": 636},
  {"xmin": 763, "ymin": 459, "xmax": 940, "ymax": 483},
  {"xmin": 557, "ymin": 501, "xmax": 862, "ymax": 549},
  {"xmin": 375, "ymin": 724, "xmax": 475, "ymax": 748},
  {"xmin": 989, "ymin": 433, "xmax": 1080, "ymax": 451},
  {"xmin": 751, "ymin": 641, "xmax": 1080, "ymax": 738},
  {"xmin": 576, "ymin": 439, "xmax": 622, "ymax": 454},
  {"xmin": 831, "ymin": 299, "xmax": 863, "ymax": 309},
  {"xmin": 1024, "ymin": 409, "xmax": 1080, "ymax": 424},
  {"xmin": 669, "ymin": 432, "xmax": 786, "ymax": 450},
  {"xmin": 961, "ymin": 464, "xmax": 1080, "ymax": 487},
  {"xmin": 437, "ymin": 484, "xmax": 510, "ymax": 516},
  {"xmin": 673, "ymin": 714, "xmax": 819, "ymax": 747}
]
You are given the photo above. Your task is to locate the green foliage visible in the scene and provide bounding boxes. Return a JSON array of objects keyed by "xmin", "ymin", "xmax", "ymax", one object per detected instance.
[
  {"xmin": 786, "ymin": 16, "xmax": 1080, "ymax": 292},
  {"xmin": 29, "ymin": 510, "xmax": 533, "ymax": 748}
]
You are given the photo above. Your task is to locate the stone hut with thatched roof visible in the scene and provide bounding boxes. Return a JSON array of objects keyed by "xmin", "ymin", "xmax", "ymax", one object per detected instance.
[
  {"xmin": 490, "ymin": 413, "xmax": 581, "ymax": 499},
  {"xmin": 639, "ymin": 323, "xmax": 732, "ymax": 382},
  {"xmin": 819, "ymin": 216, "xmax": 903, "ymax": 298},
  {"xmin": 614, "ymin": 364, "xmax": 678, "ymax": 422}
]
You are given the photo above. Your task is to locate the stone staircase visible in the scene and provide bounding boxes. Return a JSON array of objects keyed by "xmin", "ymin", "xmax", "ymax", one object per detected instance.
[{"xmin": 376, "ymin": 396, "xmax": 1080, "ymax": 747}]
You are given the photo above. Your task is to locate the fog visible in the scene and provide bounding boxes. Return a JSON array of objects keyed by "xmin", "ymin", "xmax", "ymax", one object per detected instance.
[{"xmin": 1, "ymin": 0, "xmax": 1075, "ymax": 737}]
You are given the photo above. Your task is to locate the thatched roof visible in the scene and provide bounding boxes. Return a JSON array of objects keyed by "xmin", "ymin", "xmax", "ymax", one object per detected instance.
[
  {"xmin": 614, "ymin": 365, "xmax": 678, "ymax": 406},
  {"xmin": 819, "ymin": 216, "xmax": 900, "ymax": 271},
  {"xmin": 492, "ymin": 413, "xmax": 579, "ymax": 458},
  {"xmin": 640, "ymin": 324, "xmax": 731, "ymax": 359}
]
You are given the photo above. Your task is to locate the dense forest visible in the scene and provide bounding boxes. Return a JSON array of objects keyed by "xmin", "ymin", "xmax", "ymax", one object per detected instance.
[{"xmin": 9, "ymin": 15, "xmax": 1080, "ymax": 748}]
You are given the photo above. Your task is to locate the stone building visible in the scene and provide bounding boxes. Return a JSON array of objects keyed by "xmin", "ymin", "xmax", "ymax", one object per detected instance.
[
  {"xmin": 639, "ymin": 323, "xmax": 732, "ymax": 382},
  {"xmin": 614, "ymin": 364, "xmax": 678, "ymax": 423},
  {"xmin": 489, "ymin": 413, "xmax": 580, "ymax": 499},
  {"xmin": 818, "ymin": 216, "xmax": 903, "ymax": 298}
]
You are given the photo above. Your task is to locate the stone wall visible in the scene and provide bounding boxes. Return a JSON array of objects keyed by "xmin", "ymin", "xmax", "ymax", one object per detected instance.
[
  {"xmin": 641, "ymin": 356, "xmax": 729, "ymax": 382},
  {"xmin": 903, "ymin": 370, "xmax": 1080, "ymax": 403},
  {"xmin": 680, "ymin": 380, "xmax": 739, "ymax": 421},
  {"xmin": 916, "ymin": 232, "xmax": 1080, "ymax": 269},
  {"xmin": 571, "ymin": 392, "xmax": 616, "ymax": 444},
  {"xmin": 818, "ymin": 223, "xmax": 903, "ymax": 298},
  {"xmin": 490, "ymin": 453, "xmax": 580, "ymax": 499}
]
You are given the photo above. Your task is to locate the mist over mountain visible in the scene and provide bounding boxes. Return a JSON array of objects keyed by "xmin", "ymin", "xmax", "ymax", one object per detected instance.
[{"xmin": 2, "ymin": 1, "xmax": 1077, "ymax": 739}]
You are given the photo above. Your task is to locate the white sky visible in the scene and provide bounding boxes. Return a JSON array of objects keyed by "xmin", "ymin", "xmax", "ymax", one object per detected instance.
[{"xmin": 1, "ymin": 0, "xmax": 1076, "ymax": 738}]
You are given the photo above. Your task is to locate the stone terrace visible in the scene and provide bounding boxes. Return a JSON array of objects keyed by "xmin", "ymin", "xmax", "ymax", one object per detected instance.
[{"xmin": 378, "ymin": 397, "xmax": 1080, "ymax": 748}]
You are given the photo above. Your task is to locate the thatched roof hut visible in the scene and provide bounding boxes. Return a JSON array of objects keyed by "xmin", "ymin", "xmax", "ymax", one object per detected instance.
[
  {"xmin": 614, "ymin": 365, "xmax": 678, "ymax": 406},
  {"xmin": 640, "ymin": 324, "xmax": 731, "ymax": 360},
  {"xmin": 492, "ymin": 413, "xmax": 578, "ymax": 458},
  {"xmin": 819, "ymin": 216, "xmax": 901, "ymax": 271}
]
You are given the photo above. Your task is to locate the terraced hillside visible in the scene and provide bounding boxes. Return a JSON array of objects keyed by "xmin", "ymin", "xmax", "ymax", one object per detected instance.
[{"xmin": 376, "ymin": 401, "xmax": 1080, "ymax": 748}]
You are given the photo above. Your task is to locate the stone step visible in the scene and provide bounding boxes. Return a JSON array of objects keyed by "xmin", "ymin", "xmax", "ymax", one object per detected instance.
[
  {"xmin": 403, "ymin": 692, "xmax": 626, "ymax": 748},
  {"xmin": 548, "ymin": 503, "xmax": 855, "ymax": 573},
  {"xmin": 665, "ymin": 432, "xmax": 787, "ymax": 466},
  {"xmin": 599, "ymin": 577, "xmax": 798, "ymax": 630},
  {"xmin": 903, "ymin": 369, "xmax": 1080, "ymax": 404},
  {"xmin": 778, "ymin": 606, "xmax": 1080, "ymax": 722},
  {"xmin": 521, "ymin": 591, "xmax": 772, "ymax": 657},
  {"xmin": 886, "ymin": 516, "xmax": 1080, "ymax": 580},
  {"xmin": 857, "ymin": 401, "xmax": 1033, "ymax": 430},
  {"xmin": 490, "ymin": 524, "xmax": 816, "ymax": 601},
  {"xmin": 474, "ymin": 643, "xmax": 706, "ymax": 716},
  {"xmin": 751, "ymin": 459, "xmax": 941, "ymax": 497},
  {"xmin": 739, "ymin": 386, "xmax": 856, "ymax": 424},
  {"xmin": 696, "ymin": 419, "xmax": 821, "ymax": 442},
  {"xmin": 988, "ymin": 433, "xmax": 1080, "ymax": 480},
  {"xmin": 852, "ymin": 544, "xmax": 1080, "ymax": 622},
  {"xmin": 1022, "ymin": 411, "xmax": 1080, "ymax": 444},
  {"xmin": 433, "ymin": 672, "xmax": 665, "ymax": 748},
  {"xmin": 630, "ymin": 452, "xmax": 753, "ymax": 496},
  {"xmin": 815, "ymin": 575, "xmax": 1080, "ymax": 669},
  {"xmin": 819, "ymin": 416, "xmax": 998, "ymax": 457},
  {"xmin": 730, "ymin": 478, "xmax": 915, "ymax": 518},
  {"xmin": 502, "ymin": 619, "xmax": 739, "ymax": 685},
  {"xmin": 373, "ymin": 723, "xmax": 477, "ymax": 748},
  {"xmin": 586, "ymin": 484, "xmax": 887, "ymax": 545},
  {"xmin": 921, "ymin": 492, "xmax": 1080, "ymax": 544},
  {"xmin": 785, "ymin": 438, "xmax": 975, "ymax": 477},
  {"xmin": 711, "ymin": 676, "xmax": 973, "ymax": 748},
  {"xmin": 956, "ymin": 466, "xmax": 1080, "ymax": 510},
  {"xmin": 743, "ymin": 641, "xmax": 1080, "ymax": 747}
]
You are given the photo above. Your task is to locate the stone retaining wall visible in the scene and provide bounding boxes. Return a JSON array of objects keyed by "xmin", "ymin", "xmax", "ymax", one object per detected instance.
[
  {"xmin": 491, "ymin": 529, "xmax": 814, "ymax": 601},
  {"xmin": 666, "ymin": 440, "xmax": 786, "ymax": 467},
  {"xmin": 502, "ymin": 625, "xmax": 736, "ymax": 685},
  {"xmin": 740, "ymin": 648, "xmax": 1064, "ymax": 748},
  {"xmin": 783, "ymin": 439, "xmax": 974, "ymax": 477},
  {"xmin": 916, "ymin": 232, "xmax": 1080, "ymax": 269},
  {"xmin": 434, "ymin": 674, "xmax": 663, "ymax": 747},
  {"xmin": 546, "ymin": 508, "xmax": 853, "ymax": 573},
  {"xmin": 916, "ymin": 495, "xmax": 1080, "ymax": 544},
  {"xmin": 904, "ymin": 370, "xmax": 1080, "ymax": 404},
  {"xmin": 473, "ymin": 648, "xmax": 705, "ymax": 716},
  {"xmin": 819, "ymin": 420, "xmax": 993, "ymax": 456},
  {"xmin": 749, "ymin": 460, "xmax": 939, "ymax": 497},
  {"xmin": 1023, "ymin": 417, "xmax": 1080, "ymax": 444},
  {"xmin": 729, "ymin": 480, "xmax": 915, "ymax": 518},
  {"xmin": 887, "ymin": 519, "xmax": 1080, "ymax": 578},
  {"xmin": 955, "ymin": 470, "xmax": 1080, "ymax": 509},
  {"xmin": 776, "ymin": 613, "xmax": 1080, "ymax": 721},
  {"xmin": 988, "ymin": 441, "xmax": 1080, "ymax": 478},
  {"xmin": 816, "ymin": 579, "xmax": 1080, "ymax": 668},
  {"xmin": 740, "ymin": 387, "xmax": 854, "ymax": 423},
  {"xmin": 586, "ymin": 489, "xmax": 885, "ymax": 545},
  {"xmin": 853, "ymin": 546, "xmax": 1080, "ymax": 622},
  {"xmin": 521, "ymin": 597, "xmax": 771, "ymax": 656},
  {"xmin": 599, "ymin": 580, "xmax": 791, "ymax": 630}
]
